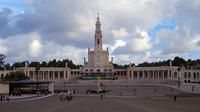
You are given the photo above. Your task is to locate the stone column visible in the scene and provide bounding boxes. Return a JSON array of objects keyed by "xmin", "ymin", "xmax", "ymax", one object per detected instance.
[
  {"xmin": 64, "ymin": 70, "xmax": 66, "ymax": 80},
  {"xmin": 161, "ymin": 70, "xmax": 163, "ymax": 79},
  {"xmin": 191, "ymin": 72, "xmax": 194, "ymax": 82},
  {"xmin": 137, "ymin": 71, "xmax": 139, "ymax": 79},
  {"xmin": 48, "ymin": 71, "xmax": 50, "ymax": 80},
  {"xmin": 147, "ymin": 71, "xmax": 149, "ymax": 79},
  {"xmin": 67, "ymin": 71, "xmax": 70, "ymax": 79},
  {"xmin": 128, "ymin": 70, "xmax": 131, "ymax": 79},
  {"xmin": 47, "ymin": 71, "xmax": 49, "ymax": 80},
  {"xmin": 58, "ymin": 71, "xmax": 60, "ymax": 80},
  {"xmin": 27, "ymin": 70, "xmax": 30, "ymax": 78},
  {"xmin": 42, "ymin": 71, "xmax": 44, "ymax": 80},
  {"xmin": 142, "ymin": 71, "xmax": 145, "ymax": 79},
  {"xmin": 168, "ymin": 70, "xmax": 170, "ymax": 80},
  {"xmin": 132, "ymin": 70, "xmax": 134, "ymax": 79},
  {"xmin": 53, "ymin": 71, "xmax": 55, "ymax": 80},
  {"xmin": 127, "ymin": 70, "xmax": 130, "ymax": 79}
]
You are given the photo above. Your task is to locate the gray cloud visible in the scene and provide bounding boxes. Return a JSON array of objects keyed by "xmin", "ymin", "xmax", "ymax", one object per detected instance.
[
  {"xmin": 154, "ymin": 0, "xmax": 200, "ymax": 56},
  {"xmin": 0, "ymin": 8, "xmax": 13, "ymax": 37},
  {"xmin": 0, "ymin": 8, "xmax": 12, "ymax": 29},
  {"xmin": 197, "ymin": 41, "xmax": 200, "ymax": 46},
  {"xmin": 0, "ymin": 0, "xmax": 200, "ymax": 65}
]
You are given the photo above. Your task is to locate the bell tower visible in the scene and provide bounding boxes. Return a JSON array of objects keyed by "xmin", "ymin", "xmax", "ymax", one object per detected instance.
[
  {"xmin": 94, "ymin": 13, "xmax": 102, "ymax": 51},
  {"xmin": 84, "ymin": 13, "xmax": 114, "ymax": 72}
]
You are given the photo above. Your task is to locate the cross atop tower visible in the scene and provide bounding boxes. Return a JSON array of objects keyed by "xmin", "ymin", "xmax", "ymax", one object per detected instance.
[{"xmin": 97, "ymin": 12, "xmax": 100, "ymax": 21}]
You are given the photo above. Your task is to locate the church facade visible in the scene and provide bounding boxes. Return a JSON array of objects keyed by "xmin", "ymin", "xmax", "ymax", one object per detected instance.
[
  {"xmin": 0, "ymin": 15, "xmax": 200, "ymax": 83},
  {"xmin": 83, "ymin": 14, "xmax": 114, "ymax": 75}
]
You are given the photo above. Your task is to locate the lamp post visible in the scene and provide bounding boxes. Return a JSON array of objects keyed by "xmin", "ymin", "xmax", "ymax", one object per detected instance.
[
  {"xmin": 35, "ymin": 65, "xmax": 40, "ymax": 80},
  {"xmin": 35, "ymin": 65, "xmax": 40, "ymax": 90},
  {"xmin": 97, "ymin": 73, "xmax": 102, "ymax": 93}
]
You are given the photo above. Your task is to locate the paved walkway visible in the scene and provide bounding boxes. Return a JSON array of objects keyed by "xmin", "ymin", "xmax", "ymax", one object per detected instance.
[
  {"xmin": 1, "ymin": 95, "xmax": 200, "ymax": 112},
  {"xmin": 165, "ymin": 83, "xmax": 200, "ymax": 94},
  {"xmin": 1, "ymin": 94, "xmax": 53, "ymax": 103}
]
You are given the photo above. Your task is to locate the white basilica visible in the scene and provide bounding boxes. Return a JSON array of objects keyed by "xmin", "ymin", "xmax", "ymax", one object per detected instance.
[{"xmin": 83, "ymin": 14, "xmax": 114, "ymax": 74}]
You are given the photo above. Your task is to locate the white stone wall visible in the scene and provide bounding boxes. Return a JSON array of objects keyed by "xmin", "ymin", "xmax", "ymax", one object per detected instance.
[
  {"xmin": 127, "ymin": 66, "xmax": 200, "ymax": 82},
  {"xmin": 0, "ymin": 83, "xmax": 9, "ymax": 94}
]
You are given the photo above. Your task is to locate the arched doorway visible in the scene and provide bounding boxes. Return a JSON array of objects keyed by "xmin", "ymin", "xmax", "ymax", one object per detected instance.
[
  {"xmin": 1, "ymin": 74, "xmax": 3, "ymax": 80},
  {"xmin": 97, "ymin": 69, "xmax": 100, "ymax": 72},
  {"xmin": 97, "ymin": 69, "xmax": 101, "ymax": 77},
  {"xmin": 173, "ymin": 72, "xmax": 177, "ymax": 79}
]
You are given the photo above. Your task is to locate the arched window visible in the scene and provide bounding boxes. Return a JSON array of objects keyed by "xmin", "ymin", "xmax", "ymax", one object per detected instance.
[
  {"xmin": 184, "ymin": 72, "xmax": 187, "ymax": 78},
  {"xmin": 97, "ymin": 39, "xmax": 99, "ymax": 45},
  {"xmin": 174, "ymin": 72, "xmax": 177, "ymax": 78},
  {"xmin": 129, "ymin": 71, "xmax": 132, "ymax": 78},
  {"xmin": 1, "ymin": 74, "xmax": 3, "ymax": 80},
  {"xmin": 188, "ymin": 72, "xmax": 191, "ymax": 78},
  {"xmin": 97, "ymin": 69, "xmax": 100, "ymax": 72},
  {"xmin": 194, "ymin": 72, "xmax": 197, "ymax": 79}
]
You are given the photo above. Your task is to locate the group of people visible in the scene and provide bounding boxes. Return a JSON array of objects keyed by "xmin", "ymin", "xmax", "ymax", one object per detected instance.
[
  {"xmin": 0, "ymin": 94, "xmax": 10, "ymax": 102},
  {"xmin": 59, "ymin": 90, "xmax": 74, "ymax": 102}
]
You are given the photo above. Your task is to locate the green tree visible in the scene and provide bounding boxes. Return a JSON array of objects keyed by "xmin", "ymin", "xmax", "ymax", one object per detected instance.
[
  {"xmin": 0, "ymin": 54, "xmax": 6, "ymax": 67},
  {"xmin": 4, "ymin": 63, "xmax": 12, "ymax": 70},
  {"xmin": 113, "ymin": 63, "xmax": 134, "ymax": 69},
  {"xmin": 40, "ymin": 61, "xmax": 48, "ymax": 67},
  {"xmin": 172, "ymin": 57, "xmax": 187, "ymax": 67},
  {"xmin": 0, "ymin": 54, "xmax": 6, "ymax": 70},
  {"xmin": 4, "ymin": 71, "xmax": 29, "ymax": 81},
  {"xmin": 12, "ymin": 61, "xmax": 25, "ymax": 68},
  {"xmin": 28, "ymin": 61, "xmax": 40, "ymax": 67}
]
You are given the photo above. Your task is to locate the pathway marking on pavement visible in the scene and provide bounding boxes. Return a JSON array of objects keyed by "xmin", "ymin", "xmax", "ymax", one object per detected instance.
[
  {"xmin": 74, "ymin": 94, "xmax": 144, "ymax": 99},
  {"xmin": 2, "ymin": 95, "xmax": 54, "ymax": 103},
  {"xmin": 44, "ymin": 97, "xmax": 86, "ymax": 112},
  {"xmin": 111, "ymin": 98, "xmax": 158, "ymax": 112}
]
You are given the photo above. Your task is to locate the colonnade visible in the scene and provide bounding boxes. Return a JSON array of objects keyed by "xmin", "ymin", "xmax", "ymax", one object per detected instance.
[
  {"xmin": 128, "ymin": 69, "xmax": 177, "ymax": 80},
  {"xmin": 24, "ymin": 68, "xmax": 82, "ymax": 80}
]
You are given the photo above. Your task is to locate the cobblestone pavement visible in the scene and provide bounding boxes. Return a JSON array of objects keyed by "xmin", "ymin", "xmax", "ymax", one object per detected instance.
[{"xmin": 1, "ymin": 85, "xmax": 200, "ymax": 112}]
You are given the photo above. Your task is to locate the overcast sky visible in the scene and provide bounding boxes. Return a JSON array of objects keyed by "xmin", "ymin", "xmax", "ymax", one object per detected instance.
[{"xmin": 0, "ymin": 0, "xmax": 200, "ymax": 65}]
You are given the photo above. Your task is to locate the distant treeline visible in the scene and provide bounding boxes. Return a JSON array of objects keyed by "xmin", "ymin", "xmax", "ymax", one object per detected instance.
[
  {"xmin": 1, "ymin": 59, "xmax": 82, "ymax": 70},
  {"xmin": 138, "ymin": 57, "xmax": 200, "ymax": 69},
  {"xmin": 114, "ymin": 57, "xmax": 200, "ymax": 69},
  {"xmin": 1, "ymin": 56, "xmax": 200, "ymax": 70}
]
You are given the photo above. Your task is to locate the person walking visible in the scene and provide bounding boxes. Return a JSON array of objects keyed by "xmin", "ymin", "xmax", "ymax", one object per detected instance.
[
  {"xmin": 6, "ymin": 95, "xmax": 10, "ymax": 102},
  {"xmin": 100, "ymin": 93, "xmax": 103, "ymax": 100},
  {"xmin": 2, "ymin": 94, "xmax": 5, "ymax": 101},
  {"xmin": 60, "ymin": 91, "xmax": 64, "ymax": 101},
  {"xmin": 67, "ymin": 90, "xmax": 71, "ymax": 101},
  {"xmin": 174, "ymin": 96, "xmax": 177, "ymax": 101},
  {"xmin": 0, "ymin": 94, "xmax": 2, "ymax": 102},
  {"xmin": 70, "ymin": 90, "xmax": 73, "ymax": 101},
  {"xmin": 192, "ymin": 86, "xmax": 194, "ymax": 92}
]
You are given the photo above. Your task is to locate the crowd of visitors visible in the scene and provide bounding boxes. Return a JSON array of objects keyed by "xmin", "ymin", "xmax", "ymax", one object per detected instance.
[
  {"xmin": 0, "ymin": 94, "xmax": 10, "ymax": 102},
  {"xmin": 59, "ymin": 89, "xmax": 75, "ymax": 102},
  {"xmin": 11, "ymin": 89, "xmax": 50, "ymax": 96}
]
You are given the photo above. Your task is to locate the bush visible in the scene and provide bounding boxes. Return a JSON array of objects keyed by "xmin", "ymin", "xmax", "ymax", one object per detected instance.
[{"xmin": 4, "ymin": 71, "xmax": 29, "ymax": 81}]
